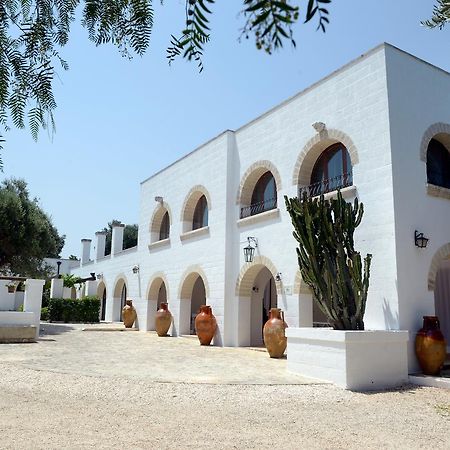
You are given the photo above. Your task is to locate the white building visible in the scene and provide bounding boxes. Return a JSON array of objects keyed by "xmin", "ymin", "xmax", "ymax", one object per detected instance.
[{"xmin": 70, "ymin": 43, "xmax": 450, "ymax": 372}]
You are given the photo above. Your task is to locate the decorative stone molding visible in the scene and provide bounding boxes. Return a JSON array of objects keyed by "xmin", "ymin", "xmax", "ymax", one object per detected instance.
[
  {"xmin": 236, "ymin": 160, "xmax": 282, "ymax": 206},
  {"xmin": 292, "ymin": 128, "xmax": 359, "ymax": 186},
  {"xmin": 178, "ymin": 265, "xmax": 210, "ymax": 299},
  {"xmin": 150, "ymin": 202, "xmax": 172, "ymax": 236},
  {"xmin": 148, "ymin": 238, "xmax": 171, "ymax": 251},
  {"xmin": 237, "ymin": 208, "xmax": 280, "ymax": 227},
  {"xmin": 96, "ymin": 280, "xmax": 108, "ymax": 298},
  {"xmin": 426, "ymin": 183, "xmax": 450, "ymax": 201},
  {"xmin": 235, "ymin": 255, "xmax": 282, "ymax": 297},
  {"xmin": 293, "ymin": 271, "xmax": 312, "ymax": 295},
  {"xmin": 428, "ymin": 243, "xmax": 450, "ymax": 291},
  {"xmin": 180, "ymin": 226, "xmax": 210, "ymax": 242},
  {"xmin": 113, "ymin": 274, "xmax": 128, "ymax": 298},
  {"xmin": 419, "ymin": 122, "xmax": 450, "ymax": 162},
  {"xmin": 180, "ymin": 185, "xmax": 212, "ymax": 222},
  {"xmin": 147, "ymin": 272, "xmax": 170, "ymax": 301}
]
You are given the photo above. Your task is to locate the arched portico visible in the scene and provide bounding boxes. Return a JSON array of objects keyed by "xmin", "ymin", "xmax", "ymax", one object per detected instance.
[
  {"xmin": 145, "ymin": 274, "xmax": 170, "ymax": 331},
  {"xmin": 97, "ymin": 281, "xmax": 107, "ymax": 321},
  {"xmin": 112, "ymin": 276, "xmax": 128, "ymax": 322}
]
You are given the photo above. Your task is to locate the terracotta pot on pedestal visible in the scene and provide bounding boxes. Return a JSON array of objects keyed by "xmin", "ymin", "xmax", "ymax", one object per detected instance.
[
  {"xmin": 195, "ymin": 305, "xmax": 217, "ymax": 346},
  {"xmin": 122, "ymin": 299, "xmax": 137, "ymax": 328},
  {"xmin": 155, "ymin": 303, "xmax": 172, "ymax": 336},
  {"xmin": 415, "ymin": 315, "xmax": 447, "ymax": 375},
  {"xmin": 263, "ymin": 308, "xmax": 288, "ymax": 358}
]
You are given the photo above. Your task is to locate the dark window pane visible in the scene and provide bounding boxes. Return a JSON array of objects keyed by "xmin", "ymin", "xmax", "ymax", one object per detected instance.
[
  {"xmin": 159, "ymin": 211, "xmax": 170, "ymax": 240},
  {"xmin": 193, "ymin": 195, "xmax": 208, "ymax": 230},
  {"xmin": 427, "ymin": 139, "xmax": 450, "ymax": 189},
  {"xmin": 249, "ymin": 171, "xmax": 277, "ymax": 216}
]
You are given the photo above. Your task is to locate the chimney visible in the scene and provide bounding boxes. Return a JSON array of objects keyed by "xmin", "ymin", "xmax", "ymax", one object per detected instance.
[
  {"xmin": 80, "ymin": 239, "xmax": 92, "ymax": 266},
  {"xmin": 111, "ymin": 223, "xmax": 125, "ymax": 256},
  {"xmin": 95, "ymin": 231, "xmax": 107, "ymax": 261}
]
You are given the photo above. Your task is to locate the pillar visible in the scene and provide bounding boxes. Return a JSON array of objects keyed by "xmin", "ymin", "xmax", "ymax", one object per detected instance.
[
  {"xmin": 95, "ymin": 231, "xmax": 107, "ymax": 261},
  {"xmin": 80, "ymin": 239, "xmax": 92, "ymax": 266},
  {"xmin": 24, "ymin": 279, "xmax": 45, "ymax": 339},
  {"xmin": 85, "ymin": 280, "xmax": 98, "ymax": 297},
  {"xmin": 50, "ymin": 278, "xmax": 64, "ymax": 299},
  {"xmin": 111, "ymin": 223, "xmax": 125, "ymax": 256}
]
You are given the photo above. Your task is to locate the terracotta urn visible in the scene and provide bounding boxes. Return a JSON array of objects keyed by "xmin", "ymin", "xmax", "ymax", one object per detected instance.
[
  {"xmin": 7, "ymin": 285, "xmax": 15, "ymax": 293},
  {"xmin": 122, "ymin": 299, "xmax": 137, "ymax": 328},
  {"xmin": 263, "ymin": 308, "xmax": 288, "ymax": 358},
  {"xmin": 194, "ymin": 305, "xmax": 217, "ymax": 346},
  {"xmin": 415, "ymin": 316, "xmax": 447, "ymax": 375},
  {"xmin": 155, "ymin": 302, "xmax": 172, "ymax": 337}
]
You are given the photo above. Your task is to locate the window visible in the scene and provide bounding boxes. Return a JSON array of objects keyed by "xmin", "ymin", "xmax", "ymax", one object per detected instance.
[
  {"xmin": 427, "ymin": 139, "xmax": 450, "ymax": 189},
  {"xmin": 240, "ymin": 171, "xmax": 277, "ymax": 218},
  {"xmin": 308, "ymin": 143, "xmax": 352, "ymax": 196},
  {"xmin": 192, "ymin": 195, "xmax": 208, "ymax": 230},
  {"xmin": 159, "ymin": 211, "xmax": 170, "ymax": 240}
]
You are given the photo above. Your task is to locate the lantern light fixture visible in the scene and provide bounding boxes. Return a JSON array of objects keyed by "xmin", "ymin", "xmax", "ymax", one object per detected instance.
[
  {"xmin": 275, "ymin": 273, "xmax": 282, "ymax": 282},
  {"xmin": 132, "ymin": 265, "xmax": 140, "ymax": 274},
  {"xmin": 243, "ymin": 237, "xmax": 258, "ymax": 263},
  {"xmin": 414, "ymin": 230, "xmax": 429, "ymax": 249}
]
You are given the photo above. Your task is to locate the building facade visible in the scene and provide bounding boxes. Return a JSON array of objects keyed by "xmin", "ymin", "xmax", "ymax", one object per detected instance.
[{"xmin": 70, "ymin": 44, "xmax": 450, "ymax": 371}]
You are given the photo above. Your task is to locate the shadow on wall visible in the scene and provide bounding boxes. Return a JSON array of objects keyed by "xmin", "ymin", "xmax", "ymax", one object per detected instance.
[{"xmin": 383, "ymin": 298, "xmax": 399, "ymax": 330}]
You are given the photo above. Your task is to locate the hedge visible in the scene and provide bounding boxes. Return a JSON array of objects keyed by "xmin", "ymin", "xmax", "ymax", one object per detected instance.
[{"xmin": 48, "ymin": 296, "xmax": 100, "ymax": 323}]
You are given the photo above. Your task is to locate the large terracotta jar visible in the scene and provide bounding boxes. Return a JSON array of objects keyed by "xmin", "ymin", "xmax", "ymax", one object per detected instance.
[
  {"xmin": 195, "ymin": 305, "xmax": 217, "ymax": 346},
  {"xmin": 415, "ymin": 316, "xmax": 447, "ymax": 375},
  {"xmin": 155, "ymin": 303, "xmax": 172, "ymax": 337},
  {"xmin": 263, "ymin": 308, "xmax": 288, "ymax": 358},
  {"xmin": 122, "ymin": 299, "xmax": 137, "ymax": 328}
]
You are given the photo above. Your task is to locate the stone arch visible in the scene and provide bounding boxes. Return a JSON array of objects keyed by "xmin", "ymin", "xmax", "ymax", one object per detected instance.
[
  {"xmin": 235, "ymin": 255, "xmax": 281, "ymax": 297},
  {"xmin": 178, "ymin": 265, "xmax": 210, "ymax": 299},
  {"xmin": 113, "ymin": 274, "xmax": 128, "ymax": 298},
  {"xmin": 97, "ymin": 280, "xmax": 107, "ymax": 298},
  {"xmin": 293, "ymin": 270, "xmax": 312, "ymax": 295},
  {"xmin": 147, "ymin": 272, "xmax": 170, "ymax": 301},
  {"xmin": 292, "ymin": 128, "xmax": 359, "ymax": 186},
  {"xmin": 237, "ymin": 160, "xmax": 282, "ymax": 206},
  {"xmin": 150, "ymin": 202, "xmax": 172, "ymax": 237},
  {"xmin": 428, "ymin": 243, "xmax": 450, "ymax": 291},
  {"xmin": 420, "ymin": 122, "xmax": 450, "ymax": 162},
  {"xmin": 180, "ymin": 185, "xmax": 212, "ymax": 232}
]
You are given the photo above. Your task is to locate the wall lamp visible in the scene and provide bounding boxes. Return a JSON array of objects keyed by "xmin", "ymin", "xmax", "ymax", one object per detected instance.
[
  {"xmin": 244, "ymin": 237, "xmax": 258, "ymax": 263},
  {"xmin": 155, "ymin": 196, "xmax": 163, "ymax": 203},
  {"xmin": 132, "ymin": 265, "xmax": 140, "ymax": 274},
  {"xmin": 414, "ymin": 230, "xmax": 429, "ymax": 249},
  {"xmin": 275, "ymin": 273, "xmax": 282, "ymax": 282},
  {"xmin": 96, "ymin": 273, "xmax": 103, "ymax": 280}
]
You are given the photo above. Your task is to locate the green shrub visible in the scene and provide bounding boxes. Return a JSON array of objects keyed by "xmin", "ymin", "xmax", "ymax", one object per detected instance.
[
  {"xmin": 40, "ymin": 307, "xmax": 49, "ymax": 321},
  {"xmin": 48, "ymin": 296, "xmax": 100, "ymax": 323}
]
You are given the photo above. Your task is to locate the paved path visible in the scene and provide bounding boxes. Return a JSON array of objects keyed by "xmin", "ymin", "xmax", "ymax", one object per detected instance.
[{"xmin": 0, "ymin": 322, "xmax": 320, "ymax": 385}]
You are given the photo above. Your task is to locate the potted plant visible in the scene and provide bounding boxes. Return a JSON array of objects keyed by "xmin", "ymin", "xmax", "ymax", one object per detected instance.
[
  {"xmin": 284, "ymin": 192, "xmax": 409, "ymax": 390},
  {"xmin": 6, "ymin": 281, "xmax": 16, "ymax": 293}
]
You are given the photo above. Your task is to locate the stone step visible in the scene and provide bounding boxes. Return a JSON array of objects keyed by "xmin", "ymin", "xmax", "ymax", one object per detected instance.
[{"xmin": 0, "ymin": 325, "xmax": 36, "ymax": 343}]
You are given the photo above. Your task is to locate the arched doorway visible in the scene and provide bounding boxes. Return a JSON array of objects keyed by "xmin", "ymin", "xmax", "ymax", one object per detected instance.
[
  {"xmin": 179, "ymin": 272, "xmax": 207, "ymax": 336},
  {"xmin": 113, "ymin": 278, "xmax": 127, "ymax": 322},
  {"xmin": 237, "ymin": 262, "xmax": 278, "ymax": 347},
  {"xmin": 434, "ymin": 259, "xmax": 450, "ymax": 351},
  {"xmin": 157, "ymin": 283, "xmax": 167, "ymax": 310},
  {"xmin": 97, "ymin": 281, "xmax": 107, "ymax": 321}
]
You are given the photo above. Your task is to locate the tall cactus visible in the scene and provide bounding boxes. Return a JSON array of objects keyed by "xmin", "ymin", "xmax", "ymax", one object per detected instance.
[{"xmin": 285, "ymin": 191, "xmax": 372, "ymax": 330}]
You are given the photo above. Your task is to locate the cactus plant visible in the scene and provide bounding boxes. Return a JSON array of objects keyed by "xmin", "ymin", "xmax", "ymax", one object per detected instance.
[{"xmin": 285, "ymin": 191, "xmax": 372, "ymax": 330}]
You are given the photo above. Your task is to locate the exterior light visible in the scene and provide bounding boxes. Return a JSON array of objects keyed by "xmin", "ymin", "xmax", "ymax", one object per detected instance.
[
  {"xmin": 96, "ymin": 273, "xmax": 103, "ymax": 280},
  {"xmin": 56, "ymin": 261, "xmax": 62, "ymax": 278},
  {"xmin": 155, "ymin": 196, "xmax": 163, "ymax": 203},
  {"xmin": 244, "ymin": 237, "xmax": 258, "ymax": 263},
  {"xmin": 275, "ymin": 273, "xmax": 282, "ymax": 282},
  {"xmin": 132, "ymin": 265, "xmax": 140, "ymax": 274},
  {"xmin": 415, "ymin": 230, "xmax": 429, "ymax": 248}
]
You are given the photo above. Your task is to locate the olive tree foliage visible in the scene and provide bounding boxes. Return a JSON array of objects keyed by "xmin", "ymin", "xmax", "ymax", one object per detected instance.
[
  {"xmin": 0, "ymin": 178, "xmax": 65, "ymax": 277},
  {"xmin": 102, "ymin": 219, "xmax": 138, "ymax": 255},
  {"xmin": 423, "ymin": 0, "xmax": 450, "ymax": 29},
  {"xmin": 0, "ymin": 1, "xmax": 333, "ymax": 169}
]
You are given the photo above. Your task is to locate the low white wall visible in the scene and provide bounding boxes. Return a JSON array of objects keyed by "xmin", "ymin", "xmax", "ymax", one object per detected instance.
[
  {"xmin": 0, "ymin": 311, "xmax": 35, "ymax": 326},
  {"xmin": 286, "ymin": 327, "xmax": 409, "ymax": 391}
]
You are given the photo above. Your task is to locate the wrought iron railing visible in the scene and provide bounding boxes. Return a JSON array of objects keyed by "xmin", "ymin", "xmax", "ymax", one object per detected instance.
[
  {"xmin": 240, "ymin": 197, "xmax": 277, "ymax": 219},
  {"xmin": 298, "ymin": 172, "xmax": 353, "ymax": 198}
]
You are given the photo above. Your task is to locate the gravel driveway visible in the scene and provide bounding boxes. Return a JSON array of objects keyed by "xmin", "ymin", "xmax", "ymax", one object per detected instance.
[{"xmin": 0, "ymin": 323, "xmax": 449, "ymax": 449}]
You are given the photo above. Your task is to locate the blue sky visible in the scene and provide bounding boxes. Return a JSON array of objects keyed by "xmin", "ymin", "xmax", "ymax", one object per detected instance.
[{"xmin": 1, "ymin": 0, "xmax": 449, "ymax": 257}]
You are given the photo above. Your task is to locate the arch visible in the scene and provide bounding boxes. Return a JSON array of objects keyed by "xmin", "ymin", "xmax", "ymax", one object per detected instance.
[
  {"xmin": 420, "ymin": 122, "xmax": 450, "ymax": 162},
  {"xmin": 150, "ymin": 202, "xmax": 172, "ymax": 242},
  {"xmin": 178, "ymin": 265, "xmax": 210, "ymax": 299},
  {"xmin": 292, "ymin": 128, "xmax": 359, "ymax": 186},
  {"xmin": 293, "ymin": 271, "xmax": 313, "ymax": 295},
  {"xmin": 97, "ymin": 280, "xmax": 107, "ymax": 298},
  {"xmin": 97, "ymin": 281, "xmax": 107, "ymax": 321},
  {"xmin": 428, "ymin": 243, "xmax": 450, "ymax": 291},
  {"xmin": 113, "ymin": 274, "xmax": 128, "ymax": 298},
  {"xmin": 180, "ymin": 185, "xmax": 212, "ymax": 232},
  {"xmin": 235, "ymin": 255, "xmax": 281, "ymax": 297},
  {"xmin": 237, "ymin": 160, "xmax": 282, "ymax": 206},
  {"xmin": 147, "ymin": 272, "xmax": 170, "ymax": 302}
]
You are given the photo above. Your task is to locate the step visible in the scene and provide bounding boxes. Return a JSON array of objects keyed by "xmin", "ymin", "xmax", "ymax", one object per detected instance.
[{"xmin": 0, "ymin": 325, "xmax": 36, "ymax": 343}]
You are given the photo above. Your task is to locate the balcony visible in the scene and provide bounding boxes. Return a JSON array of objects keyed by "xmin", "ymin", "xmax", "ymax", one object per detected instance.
[
  {"xmin": 298, "ymin": 173, "xmax": 353, "ymax": 198},
  {"xmin": 240, "ymin": 197, "xmax": 277, "ymax": 219}
]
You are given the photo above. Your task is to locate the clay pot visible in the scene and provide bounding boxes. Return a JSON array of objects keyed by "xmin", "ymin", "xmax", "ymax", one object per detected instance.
[
  {"xmin": 155, "ymin": 303, "xmax": 172, "ymax": 337},
  {"xmin": 415, "ymin": 316, "xmax": 447, "ymax": 375},
  {"xmin": 122, "ymin": 299, "xmax": 137, "ymax": 328},
  {"xmin": 263, "ymin": 308, "xmax": 288, "ymax": 358},
  {"xmin": 7, "ymin": 285, "xmax": 15, "ymax": 293},
  {"xmin": 194, "ymin": 305, "xmax": 217, "ymax": 346}
]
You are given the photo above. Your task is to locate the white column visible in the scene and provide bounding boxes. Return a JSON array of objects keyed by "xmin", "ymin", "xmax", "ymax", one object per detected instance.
[
  {"xmin": 95, "ymin": 231, "xmax": 107, "ymax": 261},
  {"xmin": 298, "ymin": 293, "xmax": 313, "ymax": 327},
  {"xmin": 24, "ymin": 279, "xmax": 45, "ymax": 339},
  {"xmin": 145, "ymin": 300, "xmax": 157, "ymax": 331},
  {"xmin": 132, "ymin": 297, "xmax": 148, "ymax": 331},
  {"xmin": 85, "ymin": 280, "xmax": 98, "ymax": 297},
  {"xmin": 104, "ymin": 295, "xmax": 114, "ymax": 322},
  {"xmin": 50, "ymin": 278, "xmax": 64, "ymax": 299},
  {"xmin": 80, "ymin": 239, "xmax": 92, "ymax": 266},
  {"xmin": 111, "ymin": 223, "xmax": 125, "ymax": 256}
]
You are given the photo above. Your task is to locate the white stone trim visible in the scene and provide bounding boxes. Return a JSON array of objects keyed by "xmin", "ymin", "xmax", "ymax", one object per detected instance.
[
  {"xmin": 180, "ymin": 226, "xmax": 210, "ymax": 242},
  {"xmin": 148, "ymin": 238, "xmax": 171, "ymax": 251},
  {"xmin": 426, "ymin": 183, "xmax": 450, "ymax": 201},
  {"xmin": 419, "ymin": 122, "xmax": 450, "ymax": 162},
  {"xmin": 237, "ymin": 208, "xmax": 280, "ymax": 227}
]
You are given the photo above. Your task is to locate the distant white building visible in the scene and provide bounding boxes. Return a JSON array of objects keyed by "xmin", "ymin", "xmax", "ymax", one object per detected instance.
[{"xmin": 70, "ymin": 43, "xmax": 450, "ymax": 372}]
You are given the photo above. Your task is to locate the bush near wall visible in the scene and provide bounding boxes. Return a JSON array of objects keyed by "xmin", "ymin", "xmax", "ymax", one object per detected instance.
[{"xmin": 48, "ymin": 296, "xmax": 100, "ymax": 323}]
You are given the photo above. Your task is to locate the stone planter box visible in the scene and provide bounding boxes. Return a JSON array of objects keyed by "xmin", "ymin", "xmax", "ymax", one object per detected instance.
[{"xmin": 286, "ymin": 327, "xmax": 409, "ymax": 391}]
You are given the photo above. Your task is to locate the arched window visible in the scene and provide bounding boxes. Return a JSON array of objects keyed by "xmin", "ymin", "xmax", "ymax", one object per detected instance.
[
  {"xmin": 244, "ymin": 171, "xmax": 277, "ymax": 217},
  {"xmin": 192, "ymin": 195, "xmax": 208, "ymax": 230},
  {"xmin": 308, "ymin": 143, "xmax": 352, "ymax": 196},
  {"xmin": 159, "ymin": 211, "xmax": 170, "ymax": 240},
  {"xmin": 427, "ymin": 139, "xmax": 450, "ymax": 189}
]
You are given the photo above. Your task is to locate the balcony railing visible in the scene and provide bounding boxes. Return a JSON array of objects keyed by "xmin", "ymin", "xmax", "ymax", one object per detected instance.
[
  {"xmin": 240, "ymin": 197, "xmax": 277, "ymax": 219},
  {"xmin": 298, "ymin": 173, "xmax": 353, "ymax": 198}
]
